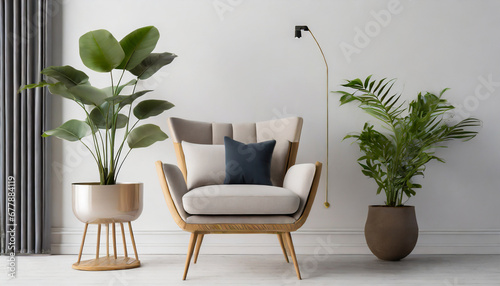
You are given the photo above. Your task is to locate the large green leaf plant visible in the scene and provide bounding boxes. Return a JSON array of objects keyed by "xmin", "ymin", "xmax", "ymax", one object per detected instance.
[
  {"xmin": 19, "ymin": 26, "xmax": 177, "ymax": 185},
  {"xmin": 336, "ymin": 76, "xmax": 481, "ymax": 206}
]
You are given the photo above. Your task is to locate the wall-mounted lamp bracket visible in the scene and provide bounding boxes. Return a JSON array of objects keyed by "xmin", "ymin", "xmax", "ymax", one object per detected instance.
[{"xmin": 295, "ymin": 26, "xmax": 309, "ymax": 38}]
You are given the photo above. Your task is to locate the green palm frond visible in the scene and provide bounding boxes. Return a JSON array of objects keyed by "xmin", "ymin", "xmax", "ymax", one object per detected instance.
[{"xmin": 336, "ymin": 76, "xmax": 481, "ymax": 206}]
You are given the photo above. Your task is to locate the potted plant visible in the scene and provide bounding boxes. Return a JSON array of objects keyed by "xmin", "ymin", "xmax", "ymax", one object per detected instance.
[
  {"xmin": 19, "ymin": 26, "xmax": 176, "ymax": 270},
  {"xmin": 336, "ymin": 76, "xmax": 481, "ymax": 261}
]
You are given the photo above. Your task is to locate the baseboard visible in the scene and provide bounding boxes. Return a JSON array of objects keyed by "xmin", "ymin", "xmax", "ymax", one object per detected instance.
[{"xmin": 51, "ymin": 227, "xmax": 500, "ymax": 255}]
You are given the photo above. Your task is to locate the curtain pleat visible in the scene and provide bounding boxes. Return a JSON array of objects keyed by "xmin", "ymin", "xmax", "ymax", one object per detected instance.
[
  {"xmin": 1, "ymin": 0, "xmax": 51, "ymax": 254},
  {"xmin": 0, "ymin": 0, "xmax": 5, "ymax": 254}
]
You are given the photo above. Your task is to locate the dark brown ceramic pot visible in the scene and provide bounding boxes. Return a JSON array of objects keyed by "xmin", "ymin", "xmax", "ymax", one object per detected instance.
[{"xmin": 364, "ymin": 205, "xmax": 418, "ymax": 261}]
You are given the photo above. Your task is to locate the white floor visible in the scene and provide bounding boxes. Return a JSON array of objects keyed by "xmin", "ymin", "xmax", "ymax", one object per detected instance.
[{"xmin": 1, "ymin": 254, "xmax": 500, "ymax": 285}]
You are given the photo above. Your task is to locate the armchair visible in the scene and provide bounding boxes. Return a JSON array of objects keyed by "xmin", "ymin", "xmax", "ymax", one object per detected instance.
[{"xmin": 155, "ymin": 117, "xmax": 321, "ymax": 280}]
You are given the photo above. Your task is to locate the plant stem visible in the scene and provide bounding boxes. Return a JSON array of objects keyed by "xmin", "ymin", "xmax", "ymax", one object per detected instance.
[
  {"xmin": 115, "ymin": 68, "xmax": 127, "ymax": 93},
  {"xmin": 115, "ymin": 148, "xmax": 133, "ymax": 180},
  {"xmin": 113, "ymin": 80, "xmax": 140, "ymax": 179},
  {"xmin": 76, "ymin": 101, "xmax": 106, "ymax": 184}
]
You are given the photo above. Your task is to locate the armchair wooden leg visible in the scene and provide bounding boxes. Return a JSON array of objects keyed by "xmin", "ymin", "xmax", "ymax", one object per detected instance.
[
  {"xmin": 277, "ymin": 233, "xmax": 289, "ymax": 263},
  {"xmin": 183, "ymin": 233, "xmax": 198, "ymax": 280},
  {"xmin": 193, "ymin": 234, "xmax": 204, "ymax": 264},
  {"xmin": 284, "ymin": 232, "xmax": 301, "ymax": 280}
]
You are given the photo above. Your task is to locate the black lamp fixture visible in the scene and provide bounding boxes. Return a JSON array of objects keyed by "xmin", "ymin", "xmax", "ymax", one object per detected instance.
[
  {"xmin": 294, "ymin": 26, "xmax": 309, "ymax": 38},
  {"xmin": 294, "ymin": 25, "xmax": 330, "ymax": 208}
]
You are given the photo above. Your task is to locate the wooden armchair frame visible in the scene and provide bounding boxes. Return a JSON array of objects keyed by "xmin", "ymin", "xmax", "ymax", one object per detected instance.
[
  {"xmin": 155, "ymin": 117, "xmax": 321, "ymax": 280},
  {"xmin": 155, "ymin": 161, "xmax": 321, "ymax": 280}
]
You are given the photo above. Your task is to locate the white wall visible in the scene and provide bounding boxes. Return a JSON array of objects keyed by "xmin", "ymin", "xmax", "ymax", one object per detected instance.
[{"xmin": 50, "ymin": 0, "xmax": 500, "ymax": 255}]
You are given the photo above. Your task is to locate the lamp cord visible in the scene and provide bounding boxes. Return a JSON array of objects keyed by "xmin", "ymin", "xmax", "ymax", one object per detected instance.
[{"xmin": 308, "ymin": 29, "xmax": 330, "ymax": 208}]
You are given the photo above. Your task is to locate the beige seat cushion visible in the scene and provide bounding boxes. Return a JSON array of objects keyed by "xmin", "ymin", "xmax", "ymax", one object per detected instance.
[{"xmin": 182, "ymin": 185, "xmax": 300, "ymax": 215}]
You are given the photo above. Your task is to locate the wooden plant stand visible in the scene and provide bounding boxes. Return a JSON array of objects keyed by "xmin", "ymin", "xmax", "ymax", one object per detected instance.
[{"xmin": 72, "ymin": 222, "xmax": 140, "ymax": 271}]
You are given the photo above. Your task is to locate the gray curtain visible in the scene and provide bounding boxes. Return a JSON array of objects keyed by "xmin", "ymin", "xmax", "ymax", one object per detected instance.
[{"xmin": 1, "ymin": 0, "xmax": 51, "ymax": 254}]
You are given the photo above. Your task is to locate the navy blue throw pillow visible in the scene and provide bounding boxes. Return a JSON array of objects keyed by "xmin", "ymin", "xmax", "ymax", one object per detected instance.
[{"xmin": 223, "ymin": 136, "xmax": 276, "ymax": 185}]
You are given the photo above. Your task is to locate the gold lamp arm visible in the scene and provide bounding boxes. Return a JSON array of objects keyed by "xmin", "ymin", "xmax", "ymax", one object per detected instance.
[{"xmin": 307, "ymin": 28, "xmax": 330, "ymax": 208}]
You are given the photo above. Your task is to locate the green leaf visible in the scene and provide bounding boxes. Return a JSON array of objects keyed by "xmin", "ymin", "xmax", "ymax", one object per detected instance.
[
  {"xmin": 129, "ymin": 52, "xmax": 177, "ymax": 79},
  {"xmin": 115, "ymin": 79, "xmax": 137, "ymax": 95},
  {"xmin": 373, "ymin": 78, "xmax": 387, "ymax": 93},
  {"xmin": 339, "ymin": 93, "xmax": 357, "ymax": 105},
  {"xmin": 42, "ymin": 119, "xmax": 91, "ymax": 141},
  {"xmin": 106, "ymin": 90, "xmax": 152, "ymax": 108},
  {"xmin": 68, "ymin": 85, "xmax": 108, "ymax": 106},
  {"xmin": 88, "ymin": 103, "xmax": 128, "ymax": 129},
  {"xmin": 18, "ymin": 81, "xmax": 52, "ymax": 93},
  {"xmin": 101, "ymin": 79, "xmax": 137, "ymax": 97},
  {"xmin": 79, "ymin": 29, "xmax": 125, "ymax": 72},
  {"xmin": 41, "ymin": 65, "xmax": 89, "ymax": 88},
  {"xmin": 336, "ymin": 76, "xmax": 482, "ymax": 206},
  {"xmin": 133, "ymin": 99, "xmax": 174, "ymax": 120},
  {"xmin": 48, "ymin": 82, "xmax": 76, "ymax": 100},
  {"xmin": 342, "ymin": 78, "xmax": 363, "ymax": 88},
  {"xmin": 364, "ymin": 75, "xmax": 372, "ymax": 89},
  {"xmin": 439, "ymin": 88, "xmax": 450, "ymax": 97},
  {"xmin": 116, "ymin": 26, "xmax": 160, "ymax": 70},
  {"xmin": 127, "ymin": 124, "xmax": 168, "ymax": 148}
]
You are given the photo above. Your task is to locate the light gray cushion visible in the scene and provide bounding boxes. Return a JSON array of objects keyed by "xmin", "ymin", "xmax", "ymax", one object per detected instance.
[
  {"xmin": 182, "ymin": 141, "xmax": 226, "ymax": 190},
  {"xmin": 182, "ymin": 185, "xmax": 300, "ymax": 215},
  {"xmin": 233, "ymin": 122, "xmax": 257, "ymax": 143},
  {"xmin": 256, "ymin": 117, "xmax": 303, "ymax": 186},
  {"xmin": 212, "ymin": 123, "xmax": 232, "ymax": 144},
  {"xmin": 162, "ymin": 163, "xmax": 190, "ymax": 221}
]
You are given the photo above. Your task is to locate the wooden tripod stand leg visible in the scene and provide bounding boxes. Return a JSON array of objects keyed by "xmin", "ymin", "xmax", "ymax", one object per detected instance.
[
  {"xmin": 77, "ymin": 223, "xmax": 89, "ymax": 264},
  {"xmin": 106, "ymin": 223, "xmax": 109, "ymax": 257},
  {"xmin": 284, "ymin": 232, "xmax": 301, "ymax": 280},
  {"xmin": 96, "ymin": 224, "xmax": 101, "ymax": 259},
  {"xmin": 120, "ymin": 223, "xmax": 128, "ymax": 258},
  {"xmin": 277, "ymin": 233, "xmax": 289, "ymax": 263},
  {"xmin": 183, "ymin": 233, "xmax": 198, "ymax": 280},
  {"xmin": 128, "ymin": 222, "xmax": 139, "ymax": 261},
  {"xmin": 193, "ymin": 234, "xmax": 204, "ymax": 264},
  {"xmin": 72, "ymin": 222, "xmax": 141, "ymax": 271},
  {"xmin": 112, "ymin": 223, "xmax": 117, "ymax": 259}
]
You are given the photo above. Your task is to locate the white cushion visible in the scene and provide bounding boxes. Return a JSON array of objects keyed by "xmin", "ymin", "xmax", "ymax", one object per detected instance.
[
  {"xmin": 283, "ymin": 163, "xmax": 316, "ymax": 219},
  {"xmin": 182, "ymin": 141, "xmax": 225, "ymax": 190},
  {"xmin": 182, "ymin": 185, "xmax": 300, "ymax": 215}
]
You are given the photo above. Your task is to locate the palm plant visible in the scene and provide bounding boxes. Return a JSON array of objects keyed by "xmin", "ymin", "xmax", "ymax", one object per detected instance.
[
  {"xmin": 336, "ymin": 76, "xmax": 481, "ymax": 206},
  {"xmin": 19, "ymin": 26, "xmax": 176, "ymax": 185}
]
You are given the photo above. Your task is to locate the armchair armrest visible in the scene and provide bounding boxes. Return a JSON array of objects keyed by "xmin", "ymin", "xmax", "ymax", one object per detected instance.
[
  {"xmin": 283, "ymin": 163, "xmax": 321, "ymax": 220},
  {"xmin": 155, "ymin": 161, "xmax": 191, "ymax": 225}
]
